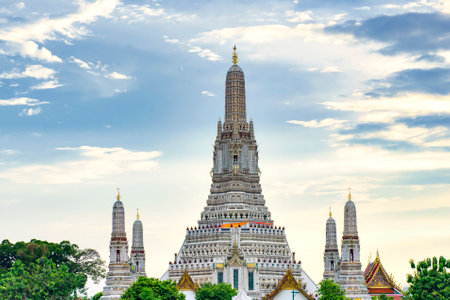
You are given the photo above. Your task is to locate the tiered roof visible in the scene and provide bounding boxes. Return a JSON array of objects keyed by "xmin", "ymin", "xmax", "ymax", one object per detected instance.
[
  {"xmin": 263, "ymin": 269, "xmax": 313, "ymax": 300},
  {"xmin": 176, "ymin": 269, "xmax": 198, "ymax": 292},
  {"xmin": 364, "ymin": 251, "xmax": 402, "ymax": 295}
]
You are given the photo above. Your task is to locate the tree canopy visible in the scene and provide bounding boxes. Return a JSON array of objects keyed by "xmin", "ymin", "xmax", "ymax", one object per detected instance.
[
  {"xmin": 0, "ymin": 257, "xmax": 86, "ymax": 299},
  {"xmin": 317, "ymin": 279, "xmax": 347, "ymax": 300},
  {"xmin": 195, "ymin": 282, "xmax": 237, "ymax": 300},
  {"xmin": 0, "ymin": 239, "xmax": 106, "ymax": 283},
  {"xmin": 0, "ymin": 239, "xmax": 106, "ymax": 299},
  {"xmin": 121, "ymin": 277, "xmax": 185, "ymax": 300},
  {"xmin": 406, "ymin": 256, "xmax": 450, "ymax": 299}
]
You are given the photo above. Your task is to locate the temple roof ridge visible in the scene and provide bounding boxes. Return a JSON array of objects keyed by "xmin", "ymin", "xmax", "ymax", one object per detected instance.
[{"xmin": 263, "ymin": 269, "xmax": 313, "ymax": 300}]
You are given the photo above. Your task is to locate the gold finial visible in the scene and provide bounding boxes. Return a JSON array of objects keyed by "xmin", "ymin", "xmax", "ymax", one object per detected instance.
[
  {"xmin": 232, "ymin": 44, "xmax": 239, "ymax": 65},
  {"xmin": 348, "ymin": 187, "xmax": 352, "ymax": 201},
  {"xmin": 137, "ymin": 208, "xmax": 140, "ymax": 220},
  {"xmin": 376, "ymin": 249, "xmax": 380, "ymax": 258},
  {"xmin": 116, "ymin": 187, "xmax": 121, "ymax": 201},
  {"xmin": 329, "ymin": 207, "xmax": 332, "ymax": 217}
]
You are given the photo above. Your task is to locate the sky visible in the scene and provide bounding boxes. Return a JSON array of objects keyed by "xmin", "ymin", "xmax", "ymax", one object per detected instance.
[{"xmin": 1, "ymin": 0, "xmax": 450, "ymax": 296}]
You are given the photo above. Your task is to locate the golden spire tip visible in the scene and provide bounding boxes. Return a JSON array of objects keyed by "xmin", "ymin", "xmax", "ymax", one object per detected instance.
[
  {"xmin": 116, "ymin": 187, "xmax": 121, "ymax": 201},
  {"xmin": 137, "ymin": 208, "xmax": 140, "ymax": 220},
  {"xmin": 348, "ymin": 187, "xmax": 352, "ymax": 201},
  {"xmin": 232, "ymin": 44, "xmax": 239, "ymax": 65},
  {"xmin": 329, "ymin": 207, "xmax": 332, "ymax": 217}
]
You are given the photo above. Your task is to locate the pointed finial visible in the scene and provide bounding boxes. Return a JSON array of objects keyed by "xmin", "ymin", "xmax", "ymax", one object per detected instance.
[
  {"xmin": 376, "ymin": 249, "xmax": 380, "ymax": 258},
  {"xmin": 219, "ymin": 117, "xmax": 221, "ymax": 122},
  {"xmin": 137, "ymin": 208, "xmax": 140, "ymax": 220},
  {"xmin": 329, "ymin": 207, "xmax": 332, "ymax": 217},
  {"xmin": 348, "ymin": 187, "xmax": 352, "ymax": 201},
  {"xmin": 116, "ymin": 187, "xmax": 121, "ymax": 201},
  {"xmin": 232, "ymin": 44, "xmax": 239, "ymax": 65}
]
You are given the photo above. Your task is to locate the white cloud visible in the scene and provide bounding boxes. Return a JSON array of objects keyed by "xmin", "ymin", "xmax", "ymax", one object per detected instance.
[
  {"xmin": 307, "ymin": 66, "xmax": 341, "ymax": 73},
  {"xmin": 286, "ymin": 10, "xmax": 313, "ymax": 23},
  {"xmin": 31, "ymin": 80, "xmax": 63, "ymax": 90},
  {"xmin": 323, "ymin": 93, "xmax": 450, "ymax": 123},
  {"xmin": 287, "ymin": 118, "xmax": 346, "ymax": 129},
  {"xmin": 70, "ymin": 56, "xmax": 91, "ymax": 70},
  {"xmin": 348, "ymin": 124, "xmax": 450, "ymax": 148},
  {"xmin": 70, "ymin": 56, "xmax": 131, "ymax": 80},
  {"xmin": 188, "ymin": 46, "xmax": 222, "ymax": 61},
  {"xmin": 117, "ymin": 4, "xmax": 164, "ymax": 22},
  {"xmin": 19, "ymin": 107, "xmax": 42, "ymax": 116},
  {"xmin": 163, "ymin": 35, "xmax": 180, "ymax": 44},
  {"xmin": 201, "ymin": 90, "xmax": 216, "ymax": 97},
  {"xmin": 0, "ymin": 97, "xmax": 49, "ymax": 106},
  {"xmin": 106, "ymin": 71, "xmax": 131, "ymax": 80},
  {"xmin": 0, "ymin": 0, "xmax": 119, "ymax": 62},
  {"xmin": 0, "ymin": 65, "xmax": 56, "ymax": 80},
  {"xmin": 0, "ymin": 149, "xmax": 19, "ymax": 155},
  {"xmin": 0, "ymin": 146, "xmax": 162, "ymax": 184},
  {"xmin": 189, "ymin": 23, "xmax": 441, "ymax": 79},
  {"xmin": 16, "ymin": 2, "xmax": 26, "ymax": 10}
]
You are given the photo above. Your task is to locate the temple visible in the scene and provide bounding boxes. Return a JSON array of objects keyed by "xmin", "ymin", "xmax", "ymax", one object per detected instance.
[
  {"xmin": 162, "ymin": 46, "xmax": 316, "ymax": 299},
  {"xmin": 322, "ymin": 190, "xmax": 370, "ymax": 300},
  {"xmin": 363, "ymin": 251, "xmax": 402, "ymax": 299},
  {"xmin": 101, "ymin": 190, "xmax": 146, "ymax": 299},
  {"xmin": 130, "ymin": 209, "xmax": 146, "ymax": 281}
]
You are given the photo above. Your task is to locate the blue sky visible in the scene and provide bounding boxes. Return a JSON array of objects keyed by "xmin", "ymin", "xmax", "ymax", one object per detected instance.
[{"xmin": 1, "ymin": 0, "xmax": 450, "ymax": 295}]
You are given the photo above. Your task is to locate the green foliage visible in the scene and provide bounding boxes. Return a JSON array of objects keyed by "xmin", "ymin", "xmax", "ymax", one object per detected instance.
[
  {"xmin": 317, "ymin": 279, "xmax": 347, "ymax": 300},
  {"xmin": 0, "ymin": 257, "xmax": 86, "ymax": 299},
  {"xmin": 406, "ymin": 256, "xmax": 450, "ymax": 299},
  {"xmin": 372, "ymin": 295, "xmax": 393, "ymax": 300},
  {"xmin": 92, "ymin": 292, "xmax": 103, "ymax": 300},
  {"xmin": 121, "ymin": 277, "xmax": 185, "ymax": 300},
  {"xmin": 0, "ymin": 239, "xmax": 106, "ymax": 283},
  {"xmin": 195, "ymin": 282, "xmax": 237, "ymax": 300}
]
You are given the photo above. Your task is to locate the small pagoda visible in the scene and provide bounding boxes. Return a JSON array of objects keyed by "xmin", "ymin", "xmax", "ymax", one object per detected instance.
[
  {"xmin": 363, "ymin": 251, "xmax": 403, "ymax": 299},
  {"xmin": 263, "ymin": 269, "xmax": 314, "ymax": 300}
]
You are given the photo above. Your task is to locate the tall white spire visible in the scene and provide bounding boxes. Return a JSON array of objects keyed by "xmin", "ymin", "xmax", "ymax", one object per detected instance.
[
  {"xmin": 131, "ymin": 209, "xmax": 146, "ymax": 281},
  {"xmin": 337, "ymin": 189, "xmax": 370, "ymax": 299},
  {"xmin": 323, "ymin": 207, "xmax": 339, "ymax": 280},
  {"xmin": 101, "ymin": 189, "xmax": 132, "ymax": 300}
]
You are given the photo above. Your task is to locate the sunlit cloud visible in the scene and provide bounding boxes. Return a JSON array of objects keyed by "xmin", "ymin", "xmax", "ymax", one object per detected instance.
[
  {"xmin": 0, "ymin": 146, "xmax": 162, "ymax": 184},
  {"xmin": 0, "ymin": 97, "xmax": 49, "ymax": 106},
  {"xmin": 0, "ymin": 65, "xmax": 56, "ymax": 80},
  {"xmin": 0, "ymin": 0, "xmax": 119, "ymax": 62},
  {"xmin": 31, "ymin": 80, "xmax": 64, "ymax": 90}
]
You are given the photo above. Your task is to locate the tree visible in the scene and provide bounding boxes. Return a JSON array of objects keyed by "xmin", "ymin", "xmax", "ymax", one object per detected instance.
[
  {"xmin": 121, "ymin": 277, "xmax": 186, "ymax": 300},
  {"xmin": 92, "ymin": 292, "xmax": 103, "ymax": 300},
  {"xmin": 372, "ymin": 295, "xmax": 393, "ymax": 300},
  {"xmin": 0, "ymin": 239, "xmax": 106, "ymax": 283},
  {"xmin": 317, "ymin": 279, "xmax": 347, "ymax": 300},
  {"xmin": 406, "ymin": 256, "xmax": 450, "ymax": 299},
  {"xmin": 0, "ymin": 258, "xmax": 86, "ymax": 299},
  {"xmin": 195, "ymin": 282, "xmax": 237, "ymax": 300}
]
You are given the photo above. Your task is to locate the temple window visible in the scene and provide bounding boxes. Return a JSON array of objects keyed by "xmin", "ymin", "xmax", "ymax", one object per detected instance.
[
  {"xmin": 136, "ymin": 261, "xmax": 139, "ymax": 272},
  {"xmin": 218, "ymin": 271, "xmax": 223, "ymax": 283},
  {"xmin": 233, "ymin": 155, "xmax": 238, "ymax": 164},
  {"xmin": 233, "ymin": 269, "xmax": 239, "ymax": 289},
  {"xmin": 116, "ymin": 250, "xmax": 120, "ymax": 262},
  {"xmin": 331, "ymin": 260, "xmax": 334, "ymax": 270},
  {"xmin": 248, "ymin": 271, "xmax": 254, "ymax": 290},
  {"xmin": 350, "ymin": 249, "xmax": 354, "ymax": 262}
]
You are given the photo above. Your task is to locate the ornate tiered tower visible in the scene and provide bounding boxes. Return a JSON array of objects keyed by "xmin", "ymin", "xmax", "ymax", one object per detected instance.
[
  {"xmin": 101, "ymin": 189, "xmax": 133, "ymax": 300},
  {"xmin": 323, "ymin": 208, "xmax": 339, "ymax": 281},
  {"xmin": 130, "ymin": 209, "xmax": 146, "ymax": 281},
  {"xmin": 163, "ymin": 46, "xmax": 316, "ymax": 299},
  {"xmin": 337, "ymin": 190, "xmax": 369, "ymax": 299}
]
